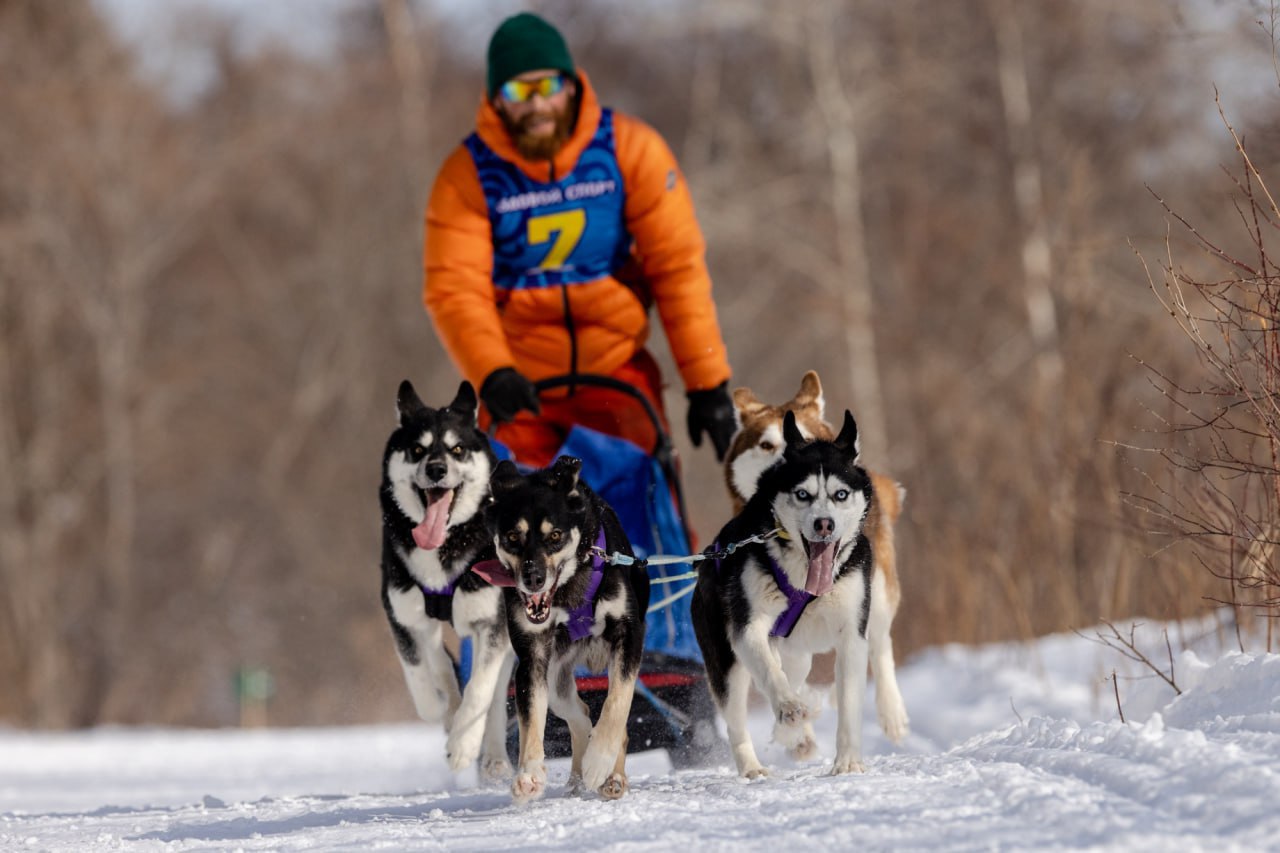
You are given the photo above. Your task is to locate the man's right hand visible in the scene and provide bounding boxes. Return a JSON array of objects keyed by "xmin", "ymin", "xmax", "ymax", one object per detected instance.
[{"xmin": 479, "ymin": 367, "xmax": 542, "ymax": 423}]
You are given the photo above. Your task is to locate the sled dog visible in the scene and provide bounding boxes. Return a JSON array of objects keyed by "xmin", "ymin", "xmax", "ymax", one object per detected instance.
[
  {"xmin": 726, "ymin": 370, "xmax": 905, "ymax": 524},
  {"xmin": 724, "ymin": 370, "xmax": 908, "ymax": 740},
  {"xmin": 476, "ymin": 456, "xmax": 649, "ymax": 802},
  {"xmin": 692, "ymin": 409, "xmax": 909, "ymax": 778},
  {"xmin": 379, "ymin": 379, "xmax": 515, "ymax": 779}
]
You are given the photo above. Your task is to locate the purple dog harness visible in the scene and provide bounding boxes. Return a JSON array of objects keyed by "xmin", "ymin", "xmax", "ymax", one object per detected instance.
[
  {"xmin": 712, "ymin": 540, "xmax": 814, "ymax": 639},
  {"xmin": 564, "ymin": 529, "xmax": 608, "ymax": 642},
  {"xmin": 416, "ymin": 577, "xmax": 456, "ymax": 622},
  {"xmin": 418, "ymin": 579, "xmax": 454, "ymax": 597},
  {"xmin": 767, "ymin": 555, "xmax": 816, "ymax": 638}
]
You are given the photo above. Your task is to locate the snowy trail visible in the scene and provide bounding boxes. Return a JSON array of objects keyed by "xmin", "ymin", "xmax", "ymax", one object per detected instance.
[{"xmin": 4, "ymin": 620, "xmax": 1279, "ymax": 851}]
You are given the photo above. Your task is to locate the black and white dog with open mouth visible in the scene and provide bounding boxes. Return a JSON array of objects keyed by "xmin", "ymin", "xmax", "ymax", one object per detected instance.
[
  {"xmin": 473, "ymin": 456, "xmax": 649, "ymax": 803},
  {"xmin": 379, "ymin": 379, "xmax": 515, "ymax": 781},
  {"xmin": 692, "ymin": 409, "xmax": 892, "ymax": 778}
]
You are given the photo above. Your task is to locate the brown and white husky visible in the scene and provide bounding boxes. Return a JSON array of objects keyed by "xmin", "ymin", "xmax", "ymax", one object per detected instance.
[{"xmin": 718, "ymin": 371, "xmax": 909, "ymax": 766}]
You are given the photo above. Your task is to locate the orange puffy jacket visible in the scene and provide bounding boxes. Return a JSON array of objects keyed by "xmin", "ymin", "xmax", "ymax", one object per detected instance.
[{"xmin": 422, "ymin": 71, "xmax": 731, "ymax": 395}]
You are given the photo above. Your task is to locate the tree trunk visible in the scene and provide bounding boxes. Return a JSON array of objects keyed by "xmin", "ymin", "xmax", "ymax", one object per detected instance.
[{"xmin": 802, "ymin": 0, "xmax": 888, "ymax": 464}]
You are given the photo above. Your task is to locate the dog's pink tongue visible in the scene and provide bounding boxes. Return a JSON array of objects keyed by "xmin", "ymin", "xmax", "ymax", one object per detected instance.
[
  {"xmin": 804, "ymin": 540, "xmax": 837, "ymax": 596},
  {"xmin": 471, "ymin": 559, "xmax": 517, "ymax": 587},
  {"xmin": 411, "ymin": 490, "xmax": 453, "ymax": 551}
]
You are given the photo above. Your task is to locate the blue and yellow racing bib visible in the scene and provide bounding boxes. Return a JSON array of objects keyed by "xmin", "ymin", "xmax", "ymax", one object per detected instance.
[{"xmin": 465, "ymin": 108, "xmax": 632, "ymax": 292}]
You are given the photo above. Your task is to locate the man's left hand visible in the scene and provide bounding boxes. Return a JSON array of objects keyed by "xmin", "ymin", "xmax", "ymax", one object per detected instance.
[{"xmin": 686, "ymin": 381, "xmax": 736, "ymax": 462}]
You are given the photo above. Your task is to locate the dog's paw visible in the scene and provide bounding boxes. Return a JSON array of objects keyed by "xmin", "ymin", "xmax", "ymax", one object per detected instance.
[
  {"xmin": 771, "ymin": 717, "xmax": 818, "ymax": 761},
  {"xmin": 598, "ymin": 772, "xmax": 628, "ymax": 800},
  {"xmin": 878, "ymin": 698, "xmax": 910, "ymax": 745},
  {"xmin": 775, "ymin": 698, "xmax": 812, "ymax": 727},
  {"xmin": 445, "ymin": 726, "xmax": 484, "ymax": 771},
  {"xmin": 829, "ymin": 755, "xmax": 865, "ymax": 775},
  {"xmin": 772, "ymin": 714, "xmax": 814, "ymax": 745},
  {"xmin": 511, "ymin": 761, "xmax": 547, "ymax": 804},
  {"xmin": 479, "ymin": 754, "xmax": 512, "ymax": 784},
  {"xmin": 581, "ymin": 741, "xmax": 617, "ymax": 791},
  {"xmin": 787, "ymin": 736, "xmax": 818, "ymax": 762},
  {"xmin": 879, "ymin": 710, "xmax": 910, "ymax": 745}
]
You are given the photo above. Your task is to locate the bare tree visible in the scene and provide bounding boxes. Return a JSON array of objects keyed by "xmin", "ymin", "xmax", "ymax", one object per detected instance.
[
  {"xmin": 794, "ymin": 0, "xmax": 889, "ymax": 465},
  {"xmin": 988, "ymin": 0, "xmax": 1063, "ymax": 396}
]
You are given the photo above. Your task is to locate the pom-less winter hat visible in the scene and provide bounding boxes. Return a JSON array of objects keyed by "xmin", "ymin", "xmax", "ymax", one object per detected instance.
[{"xmin": 486, "ymin": 12, "xmax": 576, "ymax": 99}]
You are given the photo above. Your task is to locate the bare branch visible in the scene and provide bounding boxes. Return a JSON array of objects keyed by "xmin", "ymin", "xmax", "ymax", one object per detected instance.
[{"xmin": 1083, "ymin": 621, "xmax": 1182, "ymax": 695}]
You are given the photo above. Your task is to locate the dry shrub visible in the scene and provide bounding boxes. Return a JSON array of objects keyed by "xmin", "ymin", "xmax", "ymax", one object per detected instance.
[{"xmin": 1128, "ymin": 96, "xmax": 1280, "ymax": 647}]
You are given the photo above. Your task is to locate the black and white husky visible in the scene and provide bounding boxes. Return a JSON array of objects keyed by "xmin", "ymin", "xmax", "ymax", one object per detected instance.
[
  {"xmin": 476, "ymin": 456, "xmax": 649, "ymax": 803},
  {"xmin": 379, "ymin": 379, "xmax": 515, "ymax": 780},
  {"xmin": 692, "ymin": 409, "xmax": 907, "ymax": 778}
]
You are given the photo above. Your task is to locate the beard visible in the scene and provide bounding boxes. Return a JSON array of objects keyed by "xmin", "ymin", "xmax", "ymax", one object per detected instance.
[{"xmin": 502, "ymin": 98, "xmax": 578, "ymax": 161}]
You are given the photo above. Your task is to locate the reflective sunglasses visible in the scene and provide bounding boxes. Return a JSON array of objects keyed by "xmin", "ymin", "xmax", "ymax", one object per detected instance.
[{"xmin": 500, "ymin": 74, "xmax": 567, "ymax": 104}]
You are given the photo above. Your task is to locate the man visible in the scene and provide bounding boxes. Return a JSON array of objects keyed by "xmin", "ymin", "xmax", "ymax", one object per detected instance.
[{"xmin": 422, "ymin": 12, "xmax": 735, "ymax": 468}]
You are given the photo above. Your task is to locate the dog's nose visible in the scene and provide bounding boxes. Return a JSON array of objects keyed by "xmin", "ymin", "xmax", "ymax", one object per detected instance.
[
  {"xmin": 523, "ymin": 560, "xmax": 545, "ymax": 590},
  {"xmin": 425, "ymin": 462, "xmax": 447, "ymax": 482},
  {"xmin": 813, "ymin": 517, "xmax": 835, "ymax": 538}
]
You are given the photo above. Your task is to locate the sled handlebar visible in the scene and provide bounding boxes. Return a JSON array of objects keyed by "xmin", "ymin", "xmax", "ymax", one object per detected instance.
[
  {"xmin": 531, "ymin": 373, "xmax": 665, "ymax": 451},
  {"xmin": 529, "ymin": 373, "xmax": 694, "ymax": 548}
]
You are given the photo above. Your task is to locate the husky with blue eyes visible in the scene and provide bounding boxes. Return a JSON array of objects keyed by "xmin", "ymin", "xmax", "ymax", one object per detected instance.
[{"xmin": 692, "ymin": 409, "xmax": 908, "ymax": 779}]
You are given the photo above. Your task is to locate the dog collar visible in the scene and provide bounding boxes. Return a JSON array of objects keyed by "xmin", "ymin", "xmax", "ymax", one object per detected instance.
[{"xmin": 564, "ymin": 529, "xmax": 608, "ymax": 642}]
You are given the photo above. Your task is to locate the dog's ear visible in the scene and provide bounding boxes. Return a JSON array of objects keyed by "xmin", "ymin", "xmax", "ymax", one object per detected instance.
[
  {"xmin": 833, "ymin": 410, "xmax": 861, "ymax": 461},
  {"xmin": 732, "ymin": 387, "xmax": 768, "ymax": 422},
  {"xmin": 481, "ymin": 492, "xmax": 499, "ymax": 533},
  {"xmin": 396, "ymin": 380, "xmax": 429, "ymax": 425},
  {"xmin": 549, "ymin": 455, "xmax": 582, "ymax": 495},
  {"xmin": 490, "ymin": 459, "xmax": 523, "ymax": 497},
  {"xmin": 782, "ymin": 410, "xmax": 806, "ymax": 450},
  {"xmin": 795, "ymin": 371, "xmax": 825, "ymax": 417},
  {"xmin": 449, "ymin": 381, "xmax": 478, "ymax": 422}
]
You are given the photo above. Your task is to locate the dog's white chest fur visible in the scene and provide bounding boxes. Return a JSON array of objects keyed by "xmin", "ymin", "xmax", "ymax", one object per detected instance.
[
  {"xmin": 559, "ymin": 634, "xmax": 615, "ymax": 675},
  {"xmin": 400, "ymin": 544, "xmax": 453, "ymax": 590},
  {"xmin": 452, "ymin": 585, "xmax": 504, "ymax": 632},
  {"xmin": 782, "ymin": 582, "xmax": 865, "ymax": 650},
  {"xmin": 742, "ymin": 554, "xmax": 868, "ymax": 653}
]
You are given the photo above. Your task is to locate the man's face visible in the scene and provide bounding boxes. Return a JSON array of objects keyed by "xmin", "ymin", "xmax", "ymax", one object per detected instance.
[{"xmin": 494, "ymin": 69, "xmax": 578, "ymax": 161}]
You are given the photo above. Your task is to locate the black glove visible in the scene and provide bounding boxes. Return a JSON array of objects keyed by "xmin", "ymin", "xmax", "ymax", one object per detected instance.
[
  {"xmin": 686, "ymin": 381, "xmax": 736, "ymax": 462},
  {"xmin": 480, "ymin": 367, "xmax": 542, "ymax": 423}
]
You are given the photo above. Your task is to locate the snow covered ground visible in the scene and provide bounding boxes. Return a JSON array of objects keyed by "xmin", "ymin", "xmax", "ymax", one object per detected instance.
[{"xmin": 3, "ymin": 613, "xmax": 1278, "ymax": 851}]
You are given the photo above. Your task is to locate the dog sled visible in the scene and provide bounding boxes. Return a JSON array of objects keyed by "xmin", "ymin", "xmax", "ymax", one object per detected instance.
[{"xmin": 456, "ymin": 373, "xmax": 722, "ymax": 768}]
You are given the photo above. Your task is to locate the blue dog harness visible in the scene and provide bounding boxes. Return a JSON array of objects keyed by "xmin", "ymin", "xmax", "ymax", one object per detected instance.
[{"xmin": 565, "ymin": 529, "xmax": 608, "ymax": 642}]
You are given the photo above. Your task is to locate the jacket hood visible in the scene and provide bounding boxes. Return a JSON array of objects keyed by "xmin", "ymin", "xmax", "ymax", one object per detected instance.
[{"xmin": 474, "ymin": 69, "xmax": 603, "ymax": 182}]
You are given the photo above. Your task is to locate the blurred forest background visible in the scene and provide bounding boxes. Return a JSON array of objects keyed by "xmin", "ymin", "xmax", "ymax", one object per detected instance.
[{"xmin": 3, "ymin": 0, "xmax": 1277, "ymax": 729}]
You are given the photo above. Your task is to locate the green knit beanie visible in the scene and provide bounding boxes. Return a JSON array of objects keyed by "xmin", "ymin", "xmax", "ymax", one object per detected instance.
[{"xmin": 486, "ymin": 12, "xmax": 576, "ymax": 99}]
